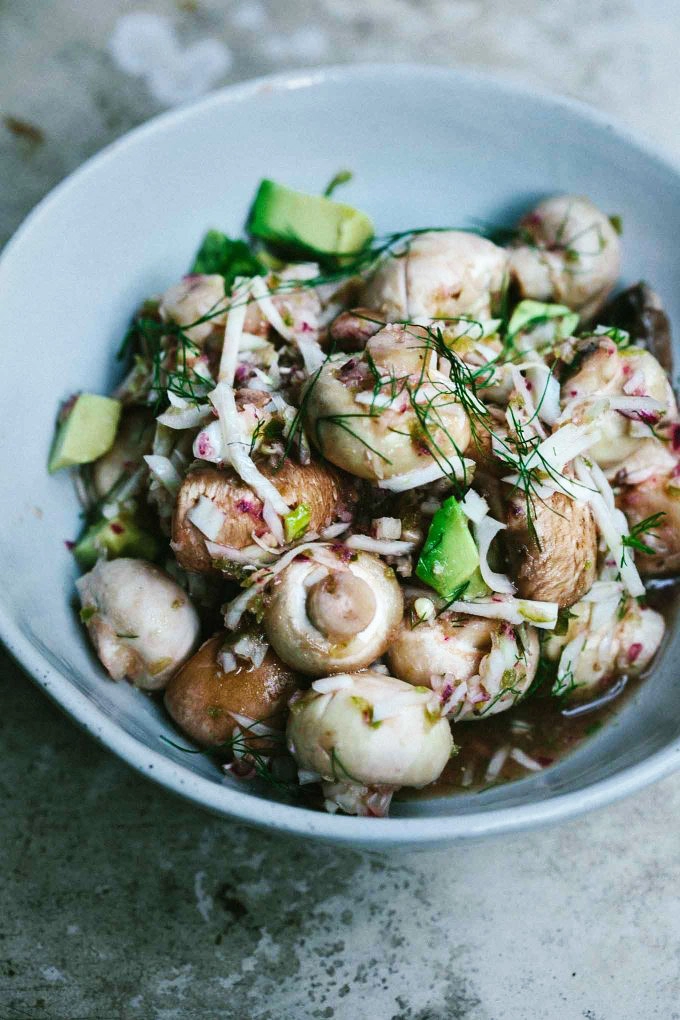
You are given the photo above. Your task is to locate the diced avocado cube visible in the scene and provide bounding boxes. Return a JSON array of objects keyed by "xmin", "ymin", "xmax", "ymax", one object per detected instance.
[
  {"xmin": 416, "ymin": 496, "xmax": 486, "ymax": 600},
  {"xmin": 74, "ymin": 513, "xmax": 160, "ymax": 568},
  {"xmin": 507, "ymin": 300, "xmax": 579, "ymax": 340},
  {"xmin": 49, "ymin": 393, "xmax": 121, "ymax": 474},
  {"xmin": 248, "ymin": 179, "xmax": 374, "ymax": 257}
]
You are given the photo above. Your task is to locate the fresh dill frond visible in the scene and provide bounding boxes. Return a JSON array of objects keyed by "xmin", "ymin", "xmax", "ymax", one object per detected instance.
[{"xmin": 622, "ymin": 511, "xmax": 666, "ymax": 556}]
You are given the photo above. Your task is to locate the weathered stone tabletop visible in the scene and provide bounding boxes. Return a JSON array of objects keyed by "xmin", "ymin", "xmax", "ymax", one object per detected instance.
[{"xmin": 2, "ymin": 2, "xmax": 680, "ymax": 1017}]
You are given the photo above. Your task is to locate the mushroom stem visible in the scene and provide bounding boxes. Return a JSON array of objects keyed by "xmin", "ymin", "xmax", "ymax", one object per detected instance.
[{"xmin": 306, "ymin": 571, "xmax": 377, "ymax": 639}]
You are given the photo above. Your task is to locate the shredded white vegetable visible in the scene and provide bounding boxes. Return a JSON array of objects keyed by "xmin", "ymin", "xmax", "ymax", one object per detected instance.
[
  {"xmin": 460, "ymin": 488, "xmax": 489, "ymax": 524},
  {"xmin": 143, "ymin": 454, "xmax": 182, "ymax": 493},
  {"xmin": 574, "ymin": 458, "xmax": 644, "ymax": 597},
  {"xmin": 378, "ymin": 458, "xmax": 474, "ymax": 492},
  {"xmin": 445, "ymin": 595, "xmax": 559, "ymax": 629},
  {"xmin": 474, "ymin": 516, "xmax": 515, "ymax": 595},
  {"xmin": 187, "ymin": 495, "xmax": 226, "ymax": 541},
  {"xmin": 209, "ymin": 381, "xmax": 290, "ymax": 518},
  {"xmin": 218, "ymin": 277, "xmax": 250, "ymax": 385},
  {"xmin": 249, "ymin": 275, "xmax": 325, "ymax": 374},
  {"xmin": 344, "ymin": 534, "xmax": 415, "ymax": 555}
]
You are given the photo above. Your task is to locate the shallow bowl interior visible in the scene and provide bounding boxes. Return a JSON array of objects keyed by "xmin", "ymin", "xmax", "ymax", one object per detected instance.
[{"xmin": 2, "ymin": 65, "xmax": 680, "ymax": 849}]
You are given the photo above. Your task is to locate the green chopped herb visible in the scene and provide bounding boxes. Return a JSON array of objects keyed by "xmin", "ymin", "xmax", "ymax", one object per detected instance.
[
  {"xmin": 284, "ymin": 503, "xmax": 311, "ymax": 543},
  {"xmin": 323, "ymin": 169, "xmax": 353, "ymax": 197},
  {"xmin": 609, "ymin": 214, "xmax": 623, "ymax": 235},
  {"xmin": 191, "ymin": 229, "xmax": 263, "ymax": 289}
]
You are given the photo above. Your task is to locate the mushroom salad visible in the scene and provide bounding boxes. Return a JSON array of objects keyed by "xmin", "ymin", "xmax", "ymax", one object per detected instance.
[{"xmin": 50, "ymin": 178, "xmax": 678, "ymax": 817}]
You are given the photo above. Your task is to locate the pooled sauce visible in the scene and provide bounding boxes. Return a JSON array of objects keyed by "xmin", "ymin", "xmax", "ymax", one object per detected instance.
[
  {"xmin": 399, "ymin": 579, "xmax": 678, "ymax": 799},
  {"xmin": 423, "ymin": 679, "xmax": 632, "ymax": 796}
]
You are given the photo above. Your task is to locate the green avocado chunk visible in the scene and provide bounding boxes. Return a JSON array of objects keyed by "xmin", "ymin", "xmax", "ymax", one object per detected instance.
[
  {"xmin": 507, "ymin": 299, "xmax": 579, "ymax": 340},
  {"xmin": 49, "ymin": 393, "xmax": 121, "ymax": 473},
  {"xmin": 416, "ymin": 495, "xmax": 486, "ymax": 601},
  {"xmin": 248, "ymin": 179, "xmax": 374, "ymax": 257},
  {"xmin": 74, "ymin": 513, "xmax": 160, "ymax": 568}
]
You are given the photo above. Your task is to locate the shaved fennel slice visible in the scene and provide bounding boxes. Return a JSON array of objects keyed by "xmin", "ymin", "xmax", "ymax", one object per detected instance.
[
  {"xmin": 510, "ymin": 365, "xmax": 547, "ymax": 439},
  {"xmin": 460, "ymin": 488, "xmax": 489, "ymax": 524},
  {"xmin": 574, "ymin": 459, "xmax": 644, "ymax": 597},
  {"xmin": 344, "ymin": 534, "xmax": 415, "ymax": 555},
  {"xmin": 249, "ymin": 275, "xmax": 325, "ymax": 374},
  {"xmin": 157, "ymin": 401, "xmax": 212, "ymax": 430},
  {"xmin": 515, "ymin": 362, "xmax": 561, "ymax": 426},
  {"xmin": 209, "ymin": 381, "xmax": 289, "ymax": 518},
  {"xmin": 187, "ymin": 495, "xmax": 226, "ymax": 541},
  {"xmin": 556, "ymin": 632, "xmax": 587, "ymax": 690},
  {"xmin": 474, "ymin": 516, "xmax": 515, "ymax": 595},
  {"xmin": 218, "ymin": 278, "xmax": 250, "ymax": 385},
  {"xmin": 144, "ymin": 454, "xmax": 182, "ymax": 493},
  {"xmin": 378, "ymin": 457, "xmax": 474, "ymax": 492},
  {"xmin": 445, "ymin": 595, "xmax": 559, "ymax": 630}
]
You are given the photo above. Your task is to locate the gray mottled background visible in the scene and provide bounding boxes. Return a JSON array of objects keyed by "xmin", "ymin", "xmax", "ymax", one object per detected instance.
[{"xmin": 2, "ymin": 2, "xmax": 680, "ymax": 1018}]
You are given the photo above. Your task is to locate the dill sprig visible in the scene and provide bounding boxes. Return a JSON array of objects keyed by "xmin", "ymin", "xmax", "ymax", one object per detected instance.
[
  {"xmin": 622, "ymin": 511, "xmax": 666, "ymax": 556},
  {"xmin": 160, "ymin": 719, "xmax": 300, "ymax": 798}
]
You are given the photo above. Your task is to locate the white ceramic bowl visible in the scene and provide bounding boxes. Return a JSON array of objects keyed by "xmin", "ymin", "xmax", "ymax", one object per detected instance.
[{"xmin": 2, "ymin": 65, "xmax": 680, "ymax": 849}]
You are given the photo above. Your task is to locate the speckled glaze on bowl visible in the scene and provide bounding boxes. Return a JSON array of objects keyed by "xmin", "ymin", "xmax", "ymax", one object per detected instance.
[{"xmin": 2, "ymin": 65, "xmax": 680, "ymax": 849}]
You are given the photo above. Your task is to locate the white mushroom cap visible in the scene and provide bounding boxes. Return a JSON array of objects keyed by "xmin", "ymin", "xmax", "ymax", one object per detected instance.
[
  {"xmin": 302, "ymin": 325, "xmax": 471, "ymax": 481},
  {"xmin": 76, "ymin": 558, "xmax": 201, "ymax": 690},
  {"xmin": 362, "ymin": 230, "xmax": 508, "ymax": 321},
  {"xmin": 386, "ymin": 603, "xmax": 539, "ymax": 720},
  {"xmin": 545, "ymin": 594, "xmax": 664, "ymax": 694},
  {"xmin": 159, "ymin": 273, "xmax": 228, "ymax": 344},
  {"xmin": 263, "ymin": 549, "xmax": 403, "ymax": 675},
  {"xmin": 561, "ymin": 342, "xmax": 677, "ymax": 470},
  {"xmin": 509, "ymin": 195, "xmax": 621, "ymax": 319},
  {"xmin": 287, "ymin": 671, "xmax": 453, "ymax": 788}
]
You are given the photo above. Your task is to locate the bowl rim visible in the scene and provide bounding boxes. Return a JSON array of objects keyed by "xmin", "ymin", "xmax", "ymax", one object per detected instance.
[{"xmin": 3, "ymin": 61, "xmax": 680, "ymax": 846}]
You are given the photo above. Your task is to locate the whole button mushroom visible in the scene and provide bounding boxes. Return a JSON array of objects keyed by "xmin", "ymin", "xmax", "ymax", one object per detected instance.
[
  {"xmin": 164, "ymin": 633, "xmax": 299, "ymax": 748},
  {"xmin": 617, "ymin": 466, "xmax": 680, "ymax": 576},
  {"xmin": 560, "ymin": 341, "xmax": 677, "ymax": 471},
  {"xmin": 386, "ymin": 599, "xmax": 540, "ymax": 720},
  {"xmin": 509, "ymin": 195, "xmax": 621, "ymax": 320},
  {"xmin": 76, "ymin": 558, "xmax": 200, "ymax": 690},
  {"xmin": 504, "ymin": 489, "xmax": 598, "ymax": 607},
  {"xmin": 286, "ymin": 672, "xmax": 453, "ymax": 796},
  {"xmin": 172, "ymin": 459, "xmax": 356, "ymax": 575},
  {"xmin": 362, "ymin": 230, "xmax": 508, "ymax": 321},
  {"xmin": 302, "ymin": 324, "xmax": 471, "ymax": 482},
  {"xmin": 263, "ymin": 549, "xmax": 403, "ymax": 675},
  {"xmin": 545, "ymin": 597, "xmax": 665, "ymax": 696}
]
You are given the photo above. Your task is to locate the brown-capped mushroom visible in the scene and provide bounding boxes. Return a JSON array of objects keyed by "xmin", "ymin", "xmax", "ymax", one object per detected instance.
[
  {"xmin": 172, "ymin": 458, "xmax": 356, "ymax": 574},
  {"xmin": 600, "ymin": 281, "xmax": 673, "ymax": 376},
  {"xmin": 504, "ymin": 489, "xmax": 597, "ymax": 607},
  {"xmin": 164, "ymin": 632, "xmax": 299, "ymax": 748},
  {"xmin": 263, "ymin": 549, "xmax": 403, "ymax": 675},
  {"xmin": 509, "ymin": 195, "xmax": 621, "ymax": 320}
]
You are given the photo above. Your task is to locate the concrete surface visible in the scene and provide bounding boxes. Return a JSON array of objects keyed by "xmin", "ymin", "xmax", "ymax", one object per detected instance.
[{"xmin": 2, "ymin": 2, "xmax": 680, "ymax": 1017}]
